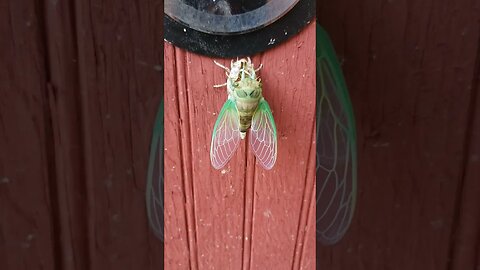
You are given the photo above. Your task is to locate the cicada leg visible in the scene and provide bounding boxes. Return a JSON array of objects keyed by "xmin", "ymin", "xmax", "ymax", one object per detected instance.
[
  {"xmin": 213, "ymin": 60, "xmax": 230, "ymax": 73},
  {"xmin": 213, "ymin": 82, "xmax": 227, "ymax": 88}
]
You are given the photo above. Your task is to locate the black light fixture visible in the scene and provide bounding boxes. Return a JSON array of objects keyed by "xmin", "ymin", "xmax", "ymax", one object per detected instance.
[{"xmin": 164, "ymin": 0, "xmax": 315, "ymax": 58}]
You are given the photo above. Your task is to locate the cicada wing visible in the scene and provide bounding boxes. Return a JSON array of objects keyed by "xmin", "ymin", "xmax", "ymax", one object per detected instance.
[
  {"xmin": 146, "ymin": 99, "xmax": 164, "ymax": 241},
  {"xmin": 210, "ymin": 99, "xmax": 242, "ymax": 169},
  {"xmin": 250, "ymin": 99, "xmax": 277, "ymax": 170},
  {"xmin": 316, "ymin": 24, "xmax": 358, "ymax": 245}
]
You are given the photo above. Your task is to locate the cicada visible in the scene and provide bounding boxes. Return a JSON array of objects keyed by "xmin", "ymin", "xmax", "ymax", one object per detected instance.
[
  {"xmin": 210, "ymin": 57, "xmax": 277, "ymax": 170},
  {"xmin": 316, "ymin": 23, "xmax": 358, "ymax": 245},
  {"xmin": 146, "ymin": 99, "xmax": 164, "ymax": 241}
]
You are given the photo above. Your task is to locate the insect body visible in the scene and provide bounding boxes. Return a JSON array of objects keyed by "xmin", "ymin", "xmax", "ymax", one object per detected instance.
[{"xmin": 210, "ymin": 58, "xmax": 277, "ymax": 170}]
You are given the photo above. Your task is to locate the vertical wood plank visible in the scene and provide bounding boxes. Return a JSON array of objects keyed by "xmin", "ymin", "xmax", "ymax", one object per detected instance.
[
  {"xmin": 165, "ymin": 22, "xmax": 316, "ymax": 270},
  {"xmin": 183, "ymin": 52, "xmax": 249, "ymax": 269},
  {"xmin": 248, "ymin": 22, "xmax": 316, "ymax": 270},
  {"xmin": 0, "ymin": 0, "xmax": 56, "ymax": 269},
  {"xmin": 300, "ymin": 181, "xmax": 316, "ymax": 270},
  {"xmin": 43, "ymin": 0, "xmax": 89, "ymax": 268},
  {"xmin": 164, "ymin": 45, "xmax": 250, "ymax": 269},
  {"xmin": 449, "ymin": 52, "xmax": 480, "ymax": 270},
  {"xmin": 318, "ymin": 0, "xmax": 480, "ymax": 269},
  {"xmin": 73, "ymin": 0, "xmax": 164, "ymax": 268},
  {"xmin": 164, "ymin": 44, "xmax": 192, "ymax": 269}
]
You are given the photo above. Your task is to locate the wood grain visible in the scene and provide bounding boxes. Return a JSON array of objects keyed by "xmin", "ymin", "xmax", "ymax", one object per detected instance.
[
  {"xmin": 164, "ymin": 22, "xmax": 316, "ymax": 270},
  {"xmin": 0, "ymin": 0, "xmax": 56, "ymax": 269},
  {"xmin": 248, "ymin": 22, "xmax": 316, "ymax": 270},
  {"xmin": 72, "ymin": 0, "xmax": 164, "ymax": 269},
  {"xmin": 2, "ymin": 0, "xmax": 165, "ymax": 269},
  {"xmin": 449, "ymin": 44, "xmax": 480, "ymax": 270}
]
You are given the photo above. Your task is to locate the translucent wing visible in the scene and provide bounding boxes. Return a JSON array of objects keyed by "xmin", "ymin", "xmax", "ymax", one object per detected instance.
[
  {"xmin": 316, "ymin": 24, "xmax": 358, "ymax": 245},
  {"xmin": 146, "ymin": 99, "xmax": 164, "ymax": 241},
  {"xmin": 250, "ymin": 99, "xmax": 277, "ymax": 170},
  {"xmin": 210, "ymin": 99, "xmax": 242, "ymax": 169}
]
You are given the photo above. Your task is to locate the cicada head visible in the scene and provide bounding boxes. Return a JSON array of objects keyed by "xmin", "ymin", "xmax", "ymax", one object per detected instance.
[
  {"xmin": 228, "ymin": 57, "xmax": 261, "ymax": 80},
  {"xmin": 232, "ymin": 77, "xmax": 262, "ymax": 99},
  {"xmin": 227, "ymin": 57, "xmax": 263, "ymax": 99}
]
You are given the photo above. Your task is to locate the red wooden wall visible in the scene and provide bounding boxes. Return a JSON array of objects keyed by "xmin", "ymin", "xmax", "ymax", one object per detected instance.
[
  {"xmin": 1, "ymin": 0, "xmax": 480, "ymax": 270},
  {"xmin": 317, "ymin": 1, "xmax": 480, "ymax": 269},
  {"xmin": 1, "ymin": 0, "xmax": 163, "ymax": 269},
  {"xmin": 164, "ymin": 22, "xmax": 316, "ymax": 269}
]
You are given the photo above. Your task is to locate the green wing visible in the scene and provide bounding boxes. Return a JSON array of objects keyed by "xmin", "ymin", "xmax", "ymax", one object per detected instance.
[
  {"xmin": 146, "ymin": 99, "xmax": 164, "ymax": 241},
  {"xmin": 250, "ymin": 98, "xmax": 277, "ymax": 170},
  {"xmin": 210, "ymin": 99, "xmax": 241, "ymax": 169},
  {"xmin": 316, "ymin": 23, "xmax": 358, "ymax": 245}
]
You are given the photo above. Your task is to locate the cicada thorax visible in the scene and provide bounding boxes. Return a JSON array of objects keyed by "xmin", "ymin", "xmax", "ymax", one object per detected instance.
[{"xmin": 230, "ymin": 77, "xmax": 263, "ymax": 138}]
